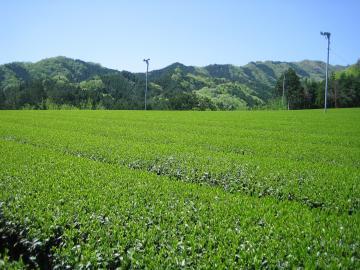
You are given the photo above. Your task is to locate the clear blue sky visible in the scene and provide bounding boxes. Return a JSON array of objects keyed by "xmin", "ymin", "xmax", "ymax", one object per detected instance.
[{"xmin": 1, "ymin": 0, "xmax": 359, "ymax": 72}]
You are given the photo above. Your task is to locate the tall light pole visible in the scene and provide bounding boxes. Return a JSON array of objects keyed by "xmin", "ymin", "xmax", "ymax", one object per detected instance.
[
  {"xmin": 143, "ymin": 58, "xmax": 150, "ymax": 110},
  {"xmin": 321, "ymin": 31, "xmax": 331, "ymax": 112}
]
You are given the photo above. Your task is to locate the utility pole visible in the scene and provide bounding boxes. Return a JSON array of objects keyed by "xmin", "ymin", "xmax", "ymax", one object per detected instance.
[
  {"xmin": 321, "ymin": 32, "xmax": 331, "ymax": 112},
  {"xmin": 334, "ymin": 79, "xmax": 338, "ymax": 108},
  {"xmin": 282, "ymin": 73, "xmax": 286, "ymax": 108},
  {"xmin": 143, "ymin": 58, "xmax": 150, "ymax": 110}
]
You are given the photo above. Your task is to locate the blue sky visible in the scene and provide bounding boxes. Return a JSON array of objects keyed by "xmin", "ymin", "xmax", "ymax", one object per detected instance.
[{"xmin": 1, "ymin": 0, "xmax": 359, "ymax": 72}]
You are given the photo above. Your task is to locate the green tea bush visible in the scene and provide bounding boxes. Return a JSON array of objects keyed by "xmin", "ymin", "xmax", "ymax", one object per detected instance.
[{"xmin": 0, "ymin": 109, "xmax": 359, "ymax": 268}]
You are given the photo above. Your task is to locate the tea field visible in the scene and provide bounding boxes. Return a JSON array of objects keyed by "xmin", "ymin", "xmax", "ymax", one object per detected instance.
[{"xmin": 0, "ymin": 109, "xmax": 359, "ymax": 269}]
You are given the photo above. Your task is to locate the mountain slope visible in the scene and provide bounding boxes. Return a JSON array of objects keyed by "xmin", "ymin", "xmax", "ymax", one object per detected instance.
[
  {"xmin": 0, "ymin": 56, "xmax": 346, "ymax": 110},
  {"xmin": 0, "ymin": 56, "xmax": 119, "ymax": 86},
  {"xmin": 146, "ymin": 60, "xmax": 344, "ymax": 108}
]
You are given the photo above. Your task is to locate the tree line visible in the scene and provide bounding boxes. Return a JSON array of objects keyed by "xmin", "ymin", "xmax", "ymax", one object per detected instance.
[
  {"xmin": 273, "ymin": 61, "xmax": 360, "ymax": 109},
  {"xmin": 0, "ymin": 73, "xmax": 217, "ymax": 111}
]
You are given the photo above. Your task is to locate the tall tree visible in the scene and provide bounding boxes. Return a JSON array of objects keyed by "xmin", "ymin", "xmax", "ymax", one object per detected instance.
[{"xmin": 274, "ymin": 68, "xmax": 304, "ymax": 109}]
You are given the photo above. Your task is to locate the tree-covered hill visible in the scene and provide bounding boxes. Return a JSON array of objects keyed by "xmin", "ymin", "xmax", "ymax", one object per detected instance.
[
  {"xmin": 146, "ymin": 60, "xmax": 345, "ymax": 109},
  {"xmin": 272, "ymin": 60, "xmax": 360, "ymax": 110},
  {"xmin": 0, "ymin": 56, "xmax": 346, "ymax": 110},
  {"xmin": 0, "ymin": 56, "xmax": 120, "ymax": 84},
  {"xmin": 331, "ymin": 60, "xmax": 360, "ymax": 107}
]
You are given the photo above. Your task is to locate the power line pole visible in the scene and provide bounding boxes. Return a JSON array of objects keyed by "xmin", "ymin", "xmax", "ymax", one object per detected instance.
[
  {"xmin": 321, "ymin": 32, "xmax": 331, "ymax": 112},
  {"xmin": 282, "ymin": 73, "xmax": 286, "ymax": 108},
  {"xmin": 334, "ymin": 79, "xmax": 338, "ymax": 108},
  {"xmin": 143, "ymin": 58, "xmax": 150, "ymax": 110}
]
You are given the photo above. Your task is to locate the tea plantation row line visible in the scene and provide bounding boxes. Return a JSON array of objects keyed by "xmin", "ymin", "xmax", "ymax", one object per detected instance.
[
  {"xmin": 0, "ymin": 140, "xmax": 359, "ymax": 269},
  {"xmin": 0, "ymin": 117, "xmax": 358, "ymax": 214}
]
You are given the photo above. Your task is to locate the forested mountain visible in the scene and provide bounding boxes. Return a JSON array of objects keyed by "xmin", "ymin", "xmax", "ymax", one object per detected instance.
[{"xmin": 0, "ymin": 56, "xmax": 347, "ymax": 110}]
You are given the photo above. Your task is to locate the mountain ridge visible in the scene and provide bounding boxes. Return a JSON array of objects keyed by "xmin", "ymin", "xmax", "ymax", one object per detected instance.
[
  {"xmin": 1, "ymin": 56, "xmax": 345, "ymax": 80},
  {"xmin": 0, "ymin": 56, "xmax": 348, "ymax": 110}
]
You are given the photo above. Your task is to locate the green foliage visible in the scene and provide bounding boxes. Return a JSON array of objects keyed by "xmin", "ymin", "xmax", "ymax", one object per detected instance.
[
  {"xmin": 0, "ymin": 251, "xmax": 26, "ymax": 269},
  {"xmin": 274, "ymin": 68, "xmax": 304, "ymax": 109},
  {"xmin": 167, "ymin": 92, "xmax": 216, "ymax": 111},
  {"xmin": 0, "ymin": 57, "xmax": 348, "ymax": 110},
  {"xmin": 273, "ymin": 62, "xmax": 360, "ymax": 109},
  {"xmin": 197, "ymin": 82, "xmax": 263, "ymax": 110},
  {"xmin": 330, "ymin": 60, "xmax": 360, "ymax": 108},
  {"xmin": 258, "ymin": 98, "xmax": 286, "ymax": 110},
  {"xmin": 0, "ymin": 109, "xmax": 359, "ymax": 268}
]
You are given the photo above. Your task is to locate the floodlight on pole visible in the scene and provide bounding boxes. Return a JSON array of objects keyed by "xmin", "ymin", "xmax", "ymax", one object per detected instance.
[
  {"xmin": 143, "ymin": 58, "xmax": 150, "ymax": 110},
  {"xmin": 320, "ymin": 31, "xmax": 331, "ymax": 112}
]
